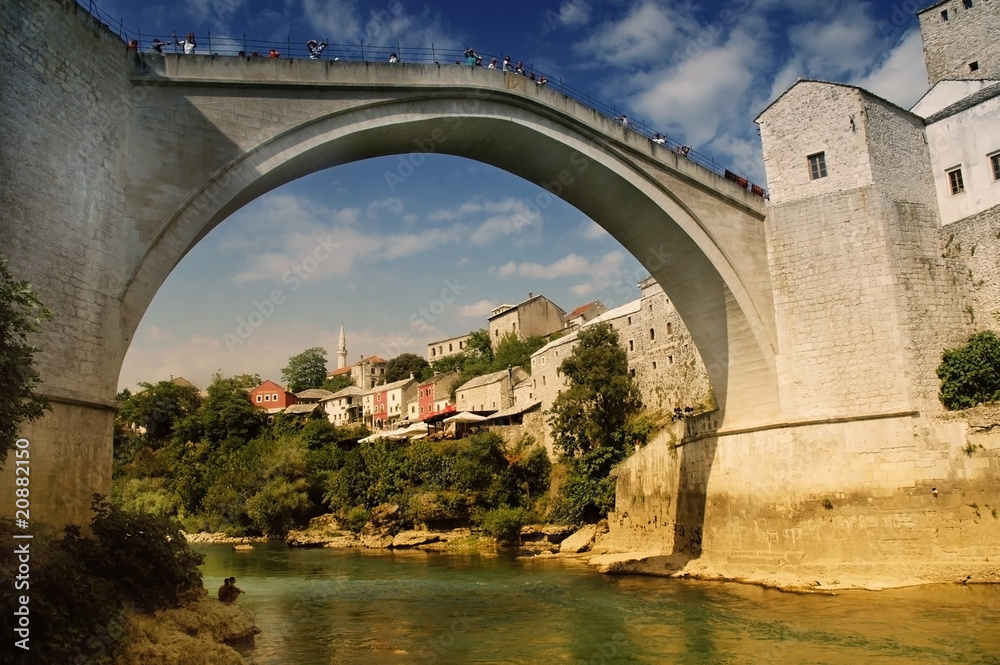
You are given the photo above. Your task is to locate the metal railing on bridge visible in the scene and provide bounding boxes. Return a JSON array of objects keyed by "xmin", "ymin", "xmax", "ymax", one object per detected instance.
[{"xmin": 76, "ymin": 0, "xmax": 768, "ymax": 199}]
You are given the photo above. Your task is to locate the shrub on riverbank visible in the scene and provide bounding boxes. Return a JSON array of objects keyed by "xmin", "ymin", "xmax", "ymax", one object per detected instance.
[
  {"xmin": 114, "ymin": 384, "xmax": 550, "ymax": 536},
  {"xmin": 477, "ymin": 506, "xmax": 529, "ymax": 544},
  {"xmin": 0, "ymin": 497, "xmax": 204, "ymax": 664}
]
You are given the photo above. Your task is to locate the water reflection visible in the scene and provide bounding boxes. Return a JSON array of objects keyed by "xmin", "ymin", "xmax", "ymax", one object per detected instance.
[{"xmin": 196, "ymin": 543, "xmax": 1000, "ymax": 665}]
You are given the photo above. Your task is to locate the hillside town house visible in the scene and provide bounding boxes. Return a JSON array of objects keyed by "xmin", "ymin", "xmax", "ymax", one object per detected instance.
[
  {"xmin": 455, "ymin": 367, "xmax": 528, "ymax": 414},
  {"xmin": 408, "ymin": 370, "xmax": 461, "ymax": 423},
  {"xmin": 250, "ymin": 380, "xmax": 298, "ymax": 414},
  {"xmin": 321, "ymin": 385, "xmax": 365, "ymax": 425},
  {"xmin": 487, "ymin": 293, "xmax": 566, "ymax": 347},
  {"xmin": 426, "ymin": 333, "xmax": 472, "ymax": 362}
]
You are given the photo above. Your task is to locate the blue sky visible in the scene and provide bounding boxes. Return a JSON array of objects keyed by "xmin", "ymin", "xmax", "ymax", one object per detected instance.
[{"xmin": 112, "ymin": 0, "xmax": 932, "ymax": 391}]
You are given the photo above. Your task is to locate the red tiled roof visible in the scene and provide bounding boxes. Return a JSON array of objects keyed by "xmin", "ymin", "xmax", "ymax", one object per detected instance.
[{"xmin": 567, "ymin": 301, "xmax": 600, "ymax": 319}]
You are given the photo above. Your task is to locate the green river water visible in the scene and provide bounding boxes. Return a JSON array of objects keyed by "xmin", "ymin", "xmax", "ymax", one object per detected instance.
[{"xmin": 196, "ymin": 543, "xmax": 999, "ymax": 665}]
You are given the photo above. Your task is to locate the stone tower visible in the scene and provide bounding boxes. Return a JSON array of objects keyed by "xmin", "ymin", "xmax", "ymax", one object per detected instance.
[
  {"xmin": 918, "ymin": 0, "xmax": 1000, "ymax": 86},
  {"xmin": 337, "ymin": 325, "xmax": 348, "ymax": 369}
]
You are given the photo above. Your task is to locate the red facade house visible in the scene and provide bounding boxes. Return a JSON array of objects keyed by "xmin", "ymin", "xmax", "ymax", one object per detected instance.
[
  {"xmin": 250, "ymin": 380, "xmax": 297, "ymax": 414},
  {"xmin": 417, "ymin": 370, "xmax": 460, "ymax": 422}
]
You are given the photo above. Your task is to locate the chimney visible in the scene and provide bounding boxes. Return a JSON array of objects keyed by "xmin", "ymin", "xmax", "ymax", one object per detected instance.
[{"xmin": 528, "ymin": 292, "xmax": 533, "ymax": 299}]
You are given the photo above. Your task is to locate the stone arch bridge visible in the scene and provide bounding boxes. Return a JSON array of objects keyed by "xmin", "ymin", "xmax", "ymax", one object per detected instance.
[{"xmin": 1, "ymin": 0, "xmax": 787, "ymax": 525}]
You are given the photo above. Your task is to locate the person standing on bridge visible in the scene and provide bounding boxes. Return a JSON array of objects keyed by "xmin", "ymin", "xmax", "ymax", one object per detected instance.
[
  {"xmin": 173, "ymin": 32, "xmax": 196, "ymax": 54},
  {"xmin": 150, "ymin": 38, "xmax": 168, "ymax": 54},
  {"xmin": 306, "ymin": 40, "xmax": 327, "ymax": 59}
]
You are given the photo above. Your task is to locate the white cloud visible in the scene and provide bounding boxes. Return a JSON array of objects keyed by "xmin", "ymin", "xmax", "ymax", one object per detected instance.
[
  {"xmin": 456, "ymin": 299, "xmax": 496, "ymax": 321},
  {"xmin": 495, "ymin": 251, "xmax": 628, "ymax": 296},
  {"xmin": 574, "ymin": 2, "xmax": 694, "ymax": 67},
  {"xmin": 557, "ymin": 0, "xmax": 592, "ymax": 28},
  {"xmin": 855, "ymin": 30, "xmax": 928, "ymax": 109},
  {"xmin": 579, "ymin": 220, "xmax": 609, "ymax": 240},
  {"xmin": 301, "ymin": 0, "xmax": 461, "ymax": 53}
]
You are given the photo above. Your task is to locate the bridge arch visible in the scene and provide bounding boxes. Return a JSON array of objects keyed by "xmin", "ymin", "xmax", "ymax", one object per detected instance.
[{"xmin": 122, "ymin": 62, "xmax": 780, "ymax": 427}]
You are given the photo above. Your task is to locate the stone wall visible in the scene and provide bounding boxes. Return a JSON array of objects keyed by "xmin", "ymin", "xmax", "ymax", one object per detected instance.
[
  {"xmin": 918, "ymin": 0, "xmax": 1000, "ymax": 87},
  {"xmin": 0, "ymin": 0, "xmax": 134, "ymax": 526},
  {"xmin": 609, "ymin": 413, "xmax": 1000, "ymax": 584},
  {"xmin": 758, "ymin": 82, "xmax": 874, "ymax": 204},
  {"xmin": 766, "ymin": 186, "xmax": 970, "ymax": 418},
  {"xmin": 941, "ymin": 202, "xmax": 1000, "ymax": 330}
]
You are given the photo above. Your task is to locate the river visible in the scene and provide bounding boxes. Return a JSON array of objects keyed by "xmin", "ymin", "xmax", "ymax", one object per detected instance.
[{"xmin": 196, "ymin": 543, "xmax": 999, "ymax": 665}]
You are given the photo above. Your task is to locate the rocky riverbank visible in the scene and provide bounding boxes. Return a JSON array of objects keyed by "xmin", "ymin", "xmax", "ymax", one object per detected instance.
[
  {"xmin": 282, "ymin": 507, "xmax": 593, "ymax": 553},
  {"xmin": 114, "ymin": 592, "xmax": 261, "ymax": 664}
]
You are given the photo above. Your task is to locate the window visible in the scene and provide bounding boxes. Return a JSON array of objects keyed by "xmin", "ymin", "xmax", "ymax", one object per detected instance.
[
  {"xmin": 256, "ymin": 394, "xmax": 262, "ymax": 402},
  {"xmin": 668, "ymin": 355, "xmax": 673, "ymax": 365},
  {"xmin": 652, "ymin": 361, "xmax": 657, "ymax": 370},
  {"xmin": 991, "ymin": 153, "xmax": 1000, "ymax": 181},
  {"xmin": 628, "ymin": 340, "xmax": 634, "ymax": 352},
  {"xmin": 449, "ymin": 343, "xmax": 453, "ymax": 352},
  {"xmin": 970, "ymin": 61, "xmax": 980, "ymax": 72},
  {"xmin": 667, "ymin": 322, "xmax": 673, "ymax": 335},
  {"xmin": 963, "ymin": 0, "xmax": 973, "ymax": 8},
  {"xmin": 650, "ymin": 328, "xmax": 656, "ymax": 341},
  {"xmin": 542, "ymin": 376, "xmax": 546, "ymax": 386},
  {"xmin": 808, "ymin": 152, "xmax": 827, "ymax": 180},
  {"xmin": 948, "ymin": 167, "xmax": 965, "ymax": 194},
  {"xmin": 629, "ymin": 369, "xmax": 636, "ymax": 378},
  {"xmin": 627, "ymin": 316, "xmax": 632, "ymax": 325},
  {"xmin": 459, "ymin": 341, "xmax": 464, "ymax": 349},
  {"xmin": 941, "ymin": 9, "xmax": 949, "ymax": 20}
]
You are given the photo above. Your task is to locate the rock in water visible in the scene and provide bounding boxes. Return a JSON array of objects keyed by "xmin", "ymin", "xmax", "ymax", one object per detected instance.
[{"xmin": 391, "ymin": 530, "xmax": 443, "ymax": 548}]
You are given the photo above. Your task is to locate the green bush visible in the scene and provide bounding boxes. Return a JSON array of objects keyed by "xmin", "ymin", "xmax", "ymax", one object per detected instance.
[
  {"xmin": 346, "ymin": 506, "xmax": 370, "ymax": 533},
  {"xmin": 478, "ymin": 506, "xmax": 528, "ymax": 544},
  {"xmin": 0, "ymin": 522, "xmax": 126, "ymax": 665},
  {"xmin": 938, "ymin": 330, "xmax": 1000, "ymax": 409},
  {"xmin": 87, "ymin": 496, "xmax": 205, "ymax": 614},
  {"xmin": 0, "ymin": 498, "xmax": 206, "ymax": 664}
]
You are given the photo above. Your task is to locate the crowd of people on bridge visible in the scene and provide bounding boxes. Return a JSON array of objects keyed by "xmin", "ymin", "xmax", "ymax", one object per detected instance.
[{"xmin": 124, "ymin": 31, "xmax": 762, "ymax": 191}]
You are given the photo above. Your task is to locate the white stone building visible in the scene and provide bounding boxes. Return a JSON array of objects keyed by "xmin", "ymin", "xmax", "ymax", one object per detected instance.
[
  {"xmin": 321, "ymin": 385, "xmax": 364, "ymax": 425},
  {"xmin": 487, "ymin": 294, "xmax": 566, "ymax": 347},
  {"xmin": 529, "ymin": 278, "xmax": 711, "ymax": 416},
  {"xmin": 455, "ymin": 367, "xmax": 528, "ymax": 413},
  {"xmin": 426, "ymin": 333, "xmax": 472, "ymax": 362}
]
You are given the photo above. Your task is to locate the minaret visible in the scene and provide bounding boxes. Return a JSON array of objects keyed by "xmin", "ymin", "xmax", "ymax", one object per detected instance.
[{"xmin": 337, "ymin": 325, "xmax": 348, "ymax": 369}]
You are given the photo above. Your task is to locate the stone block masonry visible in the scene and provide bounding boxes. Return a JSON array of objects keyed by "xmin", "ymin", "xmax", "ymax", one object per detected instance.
[
  {"xmin": 919, "ymin": 0, "xmax": 1000, "ymax": 86},
  {"xmin": 0, "ymin": 0, "xmax": 134, "ymax": 526}
]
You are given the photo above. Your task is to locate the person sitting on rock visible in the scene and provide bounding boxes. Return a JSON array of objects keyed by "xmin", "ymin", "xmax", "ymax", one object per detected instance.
[
  {"xmin": 218, "ymin": 577, "xmax": 233, "ymax": 602},
  {"xmin": 227, "ymin": 577, "xmax": 245, "ymax": 603}
]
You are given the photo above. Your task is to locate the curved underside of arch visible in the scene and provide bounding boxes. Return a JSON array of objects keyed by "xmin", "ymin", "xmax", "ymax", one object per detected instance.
[{"xmin": 121, "ymin": 90, "xmax": 780, "ymax": 426}]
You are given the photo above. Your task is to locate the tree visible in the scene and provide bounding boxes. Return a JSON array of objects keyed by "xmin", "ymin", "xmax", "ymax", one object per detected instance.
[
  {"xmin": 547, "ymin": 322, "xmax": 642, "ymax": 523},
  {"xmin": 201, "ymin": 373, "xmax": 266, "ymax": 446},
  {"xmin": 466, "ymin": 328, "xmax": 493, "ymax": 361},
  {"xmin": 282, "ymin": 347, "xmax": 328, "ymax": 393},
  {"xmin": 322, "ymin": 373, "xmax": 355, "ymax": 393},
  {"xmin": 385, "ymin": 353, "xmax": 431, "ymax": 382},
  {"xmin": 117, "ymin": 381, "xmax": 202, "ymax": 443},
  {"xmin": 0, "ymin": 253, "xmax": 51, "ymax": 465},
  {"xmin": 549, "ymin": 322, "xmax": 642, "ymax": 457},
  {"xmin": 938, "ymin": 330, "xmax": 1000, "ymax": 409},
  {"xmin": 492, "ymin": 332, "xmax": 546, "ymax": 372}
]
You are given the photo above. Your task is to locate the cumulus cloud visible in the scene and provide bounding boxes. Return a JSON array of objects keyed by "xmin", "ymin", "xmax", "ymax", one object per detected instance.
[
  {"xmin": 456, "ymin": 299, "xmax": 497, "ymax": 321},
  {"xmin": 495, "ymin": 251, "xmax": 628, "ymax": 297},
  {"xmin": 301, "ymin": 0, "xmax": 461, "ymax": 52},
  {"xmin": 855, "ymin": 29, "xmax": 928, "ymax": 109},
  {"xmin": 220, "ymin": 193, "xmax": 548, "ymax": 284}
]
